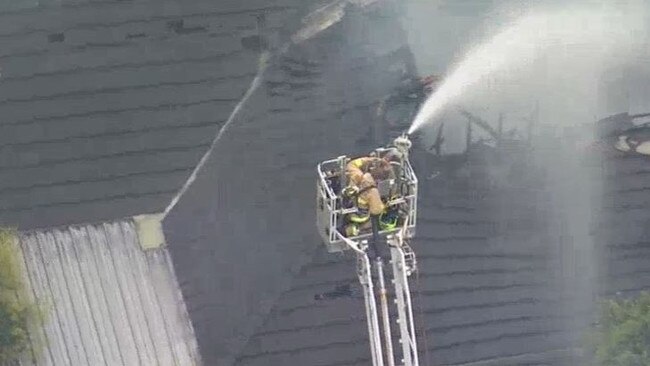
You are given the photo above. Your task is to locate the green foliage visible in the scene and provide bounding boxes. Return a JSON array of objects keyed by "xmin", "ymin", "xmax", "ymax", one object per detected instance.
[
  {"xmin": 593, "ymin": 292, "xmax": 650, "ymax": 366},
  {"xmin": 0, "ymin": 300, "xmax": 29, "ymax": 363},
  {"xmin": 0, "ymin": 229, "xmax": 39, "ymax": 363}
]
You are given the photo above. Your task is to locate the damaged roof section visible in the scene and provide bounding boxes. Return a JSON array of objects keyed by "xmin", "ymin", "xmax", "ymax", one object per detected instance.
[{"xmin": 15, "ymin": 220, "xmax": 200, "ymax": 366}]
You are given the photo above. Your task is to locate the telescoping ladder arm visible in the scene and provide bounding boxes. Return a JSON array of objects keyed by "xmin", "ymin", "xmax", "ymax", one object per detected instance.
[
  {"xmin": 338, "ymin": 223, "xmax": 420, "ymax": 366},
  {"xmin": 339, "ymin": 235, "xmax": 385, "ymax": 366},
  {"xmin": 389, "ymin": 229, "xmax": 419, "ymax": 366}
]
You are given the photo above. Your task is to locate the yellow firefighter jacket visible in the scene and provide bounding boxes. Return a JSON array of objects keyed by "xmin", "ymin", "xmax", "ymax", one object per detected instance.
[{"xmin": 345, "ymin": 157, "xmax": 386, "ymax": 216}]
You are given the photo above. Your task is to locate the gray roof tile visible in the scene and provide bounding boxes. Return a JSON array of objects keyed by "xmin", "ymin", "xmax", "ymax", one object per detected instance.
[{"xmin": 0, "ymin": 0, "xmax": 297, "ymax": 229}]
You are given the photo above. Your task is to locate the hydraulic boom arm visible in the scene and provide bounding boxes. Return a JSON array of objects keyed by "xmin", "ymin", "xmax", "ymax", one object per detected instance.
[
  {"xmin": 338, "ymin": 219, "xmax": 419, "ymax": 366},
  {"xmin": 317, "ymin": 134, "xmax": 420, "ymax": 366}
]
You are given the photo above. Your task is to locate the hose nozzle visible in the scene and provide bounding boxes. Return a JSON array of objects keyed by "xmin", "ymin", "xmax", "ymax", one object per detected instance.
[{"xmin": 393, "ymin": 134, "xmax": 412, "ymax": 156}]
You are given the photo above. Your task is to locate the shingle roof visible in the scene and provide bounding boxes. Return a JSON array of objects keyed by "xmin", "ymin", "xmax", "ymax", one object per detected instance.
[
  {"xmin": 234, "ymin": 154, "xmax": 575, "ymax": 366},
  {"xmin": 4, "ymin": 1, "xmax": 650, "ymax": 365},
  {"xmin": 0, "ymin": 0, "xmax": 298, "ymax": 229},
  {"xmin": 599, "ymin": 151, "xmax": 650, "ymax": 296},
  {"xmin": 163, "ymin": 3, "xmax": 418, "ymax": 365}
]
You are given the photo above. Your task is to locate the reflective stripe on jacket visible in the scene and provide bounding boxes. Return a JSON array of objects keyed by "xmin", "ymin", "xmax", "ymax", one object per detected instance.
[{"xmin": 346, "ymin": 157, "xmax": 385, "ymax": 216}]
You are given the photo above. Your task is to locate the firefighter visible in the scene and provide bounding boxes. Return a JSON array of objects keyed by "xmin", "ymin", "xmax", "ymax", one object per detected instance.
[{"xmin": 343, "ymin": 151, "xmax": 401, "ymax": 237}]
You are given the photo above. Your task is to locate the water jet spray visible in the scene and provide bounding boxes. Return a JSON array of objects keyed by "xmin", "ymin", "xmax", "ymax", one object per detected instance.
[{"xmin": 407, "ymin": 3, "xmax": 645, "ymax": 137}]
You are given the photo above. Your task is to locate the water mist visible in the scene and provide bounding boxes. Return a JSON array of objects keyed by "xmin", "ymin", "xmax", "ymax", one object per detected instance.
[{"xmin": 407, "ymin": 2, "xmax": 648, "ymax": 360}]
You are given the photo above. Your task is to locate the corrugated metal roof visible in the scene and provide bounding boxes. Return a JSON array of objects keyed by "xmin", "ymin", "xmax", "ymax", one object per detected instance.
[{"xmin": 15, "ymin": 220, "xmax": 200, "ymax": 366}]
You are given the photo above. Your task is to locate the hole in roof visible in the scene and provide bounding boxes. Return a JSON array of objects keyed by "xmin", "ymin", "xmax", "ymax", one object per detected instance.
[
  {"xmin": 176, "ymin": 26, "xmax": 207, "ymax": 34},
  {"xmin": 241, "ymin": 35, "xmax": 268, "ymax": 51},
  {"xmin": 126, "ymin": 32, "xmax": 147, "ymax": 39},
  {"xmin": 47, "ymin": 33, "xmax": 65, "ymax": 43},
  {"xmin": 255, "ymin": 13, "xmax": 267, "ymax": 29},
  {"xmin": 166, "ymin": 19, "xmax": 207, "ymax": 34},
  {"xmin": 167, "ymin": 19, "xmax": 184, "ymax": 32}
]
